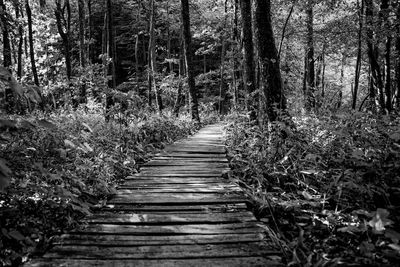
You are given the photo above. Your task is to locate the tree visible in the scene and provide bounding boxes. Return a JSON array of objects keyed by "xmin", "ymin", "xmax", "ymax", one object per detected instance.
[
  {"xmin": 105, "ymin": 0, "xmax": 116, "ymax": 120},
  {"xmin": 365, "ymin": 0, "xmax": 384, "ymax": 112},
  {"xmin": 1, "ymin": 0, "xmax": 13, "ymax": 112},
  {"xmin": 26, "ymin": 0, "xmax": 39, "ymax": 86},
  {"xmin": 304, "ymin": 0, "xmax": 316, "ymax": 112},
  {"xmin": 78, "ymin": 0, "xmax": 86, "ymax": 68},
  {"xmin": 55, "ymin": 0, "xmax": 72, "ymax": 80},
  {"xmin": 353, "ymin": 0, "xmax": 364, "ymax": 110},
  {"xmin": 180, "ymin": 0, "xmax": 200, "ymax": 122},
  {"xmin": 14, "ymin": 1, "xmax": 24, "ymax": 80},
  {"xmin": 239, "ymin": 0, "xmax": 257, "ymax": 121},
  {"xmin": 148, "ymin": 0, "xmax": 163, "ymax": 112},
  {"xmin": 253, "ymin": 0, "xmax": 286, "ymax": 122}
]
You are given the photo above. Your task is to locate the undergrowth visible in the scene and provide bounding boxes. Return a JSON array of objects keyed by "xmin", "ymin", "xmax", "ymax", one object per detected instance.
[
  {"xmin": 225, "ymin": 111, "xmax": 400, "ymax": 266},
  {"xmin": 0, "ymin": 108, "xmax": 218, "ymax": 266}
]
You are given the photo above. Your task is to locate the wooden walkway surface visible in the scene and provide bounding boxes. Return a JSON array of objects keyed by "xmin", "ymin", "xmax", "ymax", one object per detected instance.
[{"xmin": 27, "ymin": 124, "xmax": 282, "ymax": 266}]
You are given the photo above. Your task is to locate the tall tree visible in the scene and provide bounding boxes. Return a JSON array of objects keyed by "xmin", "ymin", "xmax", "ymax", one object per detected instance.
[
  {"xmin": 148, "ymin": 0, "xmax": 163, "ymax": 112},
  {"xmin": 180, "ymin": 0, "xmax": 200, "ymax": 122},
  {"xmin": 381, "ymin": 0, "xmax": 392, "ymax": 112},
  {"xmin": 253, "ymin": 0, "xmax": 286, "ymax": 122},
  {"xmin": 396, "ymin": 2, "xmax": 400, "ymax": 109},
  {"xmin": 239, "ymin": 0, "xmax": 257, "ymax": 121},
  {"xmin": 26, "ymin": 0, "xmax": 39, "ymax": 86},
  {"xmin": 353, "ymin": 0, "xmax": 364, "ymax": 110},
  {"xmin": 78, "ymin": 0, "xmax": 86, "ymax": 68},
  {"xmin": 15, "ymin": 1, "xmax": 24, "ymax": 80},
  {"xmin": 365, "ymin": 0, "xmax": 385, "ymax": 112},
  {"xmin": 304, "ymin": 0, "xmax": 316, "ymax": 112},
  {"xmin": 104, "ymin": 0, "xmax": 116, "ymax": 120},
  {"xmin": 55, "ymin": 0, "xmax": 72, "ymax": 80},
  {"xmin": 1, "ymin": 0, "xmax": 13, "ymax": 112}
]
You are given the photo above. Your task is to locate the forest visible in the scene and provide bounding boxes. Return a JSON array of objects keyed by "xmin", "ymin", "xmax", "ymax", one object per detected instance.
[{"xmin": 0, "ymin": 0, "xmax": 400, "ymax": 266}]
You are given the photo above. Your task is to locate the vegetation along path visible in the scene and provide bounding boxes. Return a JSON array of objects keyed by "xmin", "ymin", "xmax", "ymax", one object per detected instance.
[{"xmin": 27, "ymin": 124, "xmax": 282, "ymax": 267}]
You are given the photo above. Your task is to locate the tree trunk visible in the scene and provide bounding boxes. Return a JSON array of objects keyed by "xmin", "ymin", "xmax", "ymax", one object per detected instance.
[
  {"xmin": 381, "ymin": 0, "xmax": 392, "ymax": 112},
  {"xmin": 173, "ymin": 33, "xmax": 185, "ymax": 117},
  {"xmin": 304, "ymin": 0, "xmax": 315, "ymax": 112},
  {"xmin": 353, "ymin": 0, "xmax": 364, "ymax": 110},
  {"xmin": 365, "ymin": 0, "xmax": 385, "ymax": 112},
  {"xmin": 15, "ymin": 2, "xmax": 24, "ymax": 80},
  {"xmin": 26, "ymin": 0, "xmax": 39, "ymax": 86},
  {"xmin": 135, "ymin": 0, "xmax": 141, "ymax": 93},
  {"xmin": 88, "ymin": 0, "xmax": 94, "ymax": 63},
  {"xmin": 148, "ymin": 0, "xmax": 163, "ymax": 112},
  {"xmin": 253, "ymin": 0, "xmax": 286, "ymax": 122},
  {"xmin": 180, "ymin": 0, "xmax": 200, "ymax": 122},
  {"xmin": 239, "ymin": 0, "xmax": 257, "ymax": 120},
  {"xmin": 78, "ymin": 0, "xmax": 86, "ymax": 68},
  {"xmin": 396, "ymin": 3, "xmax": 400, "ymax": 109},
  {"xmin": 55, "ymin": 0, "xmax": 72, "ymax": 80},
  {"xmin": 105, "ymin": 0, "xmax": 116, "ymax": 120},
  {"xmin": 1, "ymin": 0, "xmax": 13, "ymax": 112}
]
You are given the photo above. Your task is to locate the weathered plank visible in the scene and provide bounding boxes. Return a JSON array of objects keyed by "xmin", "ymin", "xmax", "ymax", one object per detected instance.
[
  {"xmin": 83, "ymin": 211, "xmax": 256, "ymax": 224},
  {"xmin": 55, "ymin": 233, "xmax": 265, "ymax": 246},
  {"xmin": 44, "ymin": 242, "xmax": 276, "ymax": 259},
  {"xmin": 72, "ymin": 222, "xmax": 264, "ymax": 235},
  {"xmin": 100, "ymin": 203, "xmax": 249, "ymax": 212},
  {"xmin": 28, "ymin": 257, "xmax": 283, "ymax": 267}
]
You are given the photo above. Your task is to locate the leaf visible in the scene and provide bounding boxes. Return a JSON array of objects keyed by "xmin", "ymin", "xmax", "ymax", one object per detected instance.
[
  {"xmin": 36, "ymin": 119, "xmax": 57, "ymax": 129},
  {"xmin": 385, "ymin": 228, "xmax": 400, "ymax": 243},
  {"xmin": 0, "ymin": 158, "xmax": 11, "ymax": 192},
  {"xmin": 368, "ymin": 208, "xmax": 393, "ymax": 233},
  {"xmin": 8, "ymin": 230, "xmax": 25, "ymax": 241},
  {"xmin": 300, "ymin": 170, "xmax": 319, "ymax": 175},
  {"xmin": 64, "ymin": 139, "xmax": 76, "ymax": 149},
  {"xmin": 81, "ymin": 122, "xmax": 93, "ymax": 133},
  {"xmin": 83, "ymin": 142, "xmax": 93, "ymax": 153},
  {"xmin": 301, "ymin": 191, "xmax": 313, "ymax": 200},
  {"xmin": 388, "ymin": 244, "xmax": 400, "ymax": 253}
]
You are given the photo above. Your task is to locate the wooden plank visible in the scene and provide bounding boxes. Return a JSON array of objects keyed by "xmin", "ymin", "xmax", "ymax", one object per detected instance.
[
  {"xmin": 142, "ymin": 161, "xmax": 228, "ymax": 167},
  {"xmin": 117, "ymin": 184, "xmax": 238, "ymax": 189},
  {"xmin": 83, "ymin": 211, "xmax": 256, "ymax": 224},
  {"xmin": 116, "ymin": 187, "xmax": 241, "ymax": 193},
  {"xmin": 128, "ymin": 173, "xmax": 225, "ymax": 177},
  {"xmin": 155, "ymin": 153, "xmax": 226, "ymax": 158},
  {"xmin": 72, "ymin": 222, "xmax": 264, "ymax": 235},
  {"xmin": 109, "ymin": 193, "xmax": 247, "ymax": 204},
  {"xmin": 44, "ymin": 242, "xmax": 276, "ymax": 259},
  {"xmin": 55, "ymin": 233, "xmax": 265, "ymax": 246},
  {"xmin": 100, "ymin": 203, "xmax": 249, "ymax": 212},
  {"xmin": 27, "ymin": 257, "xmax": 283, "ymax": 267}
]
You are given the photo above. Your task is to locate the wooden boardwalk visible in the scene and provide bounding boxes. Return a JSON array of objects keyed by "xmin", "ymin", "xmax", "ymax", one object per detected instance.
[{"xmin": 27, "ymin": 124, "xmax": 282, "ymax": 266}]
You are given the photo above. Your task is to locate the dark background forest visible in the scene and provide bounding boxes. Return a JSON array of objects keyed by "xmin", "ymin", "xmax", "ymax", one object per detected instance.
[{"xmin": 0, "ymin": 0, "xmax": 400, "ymax": 266}]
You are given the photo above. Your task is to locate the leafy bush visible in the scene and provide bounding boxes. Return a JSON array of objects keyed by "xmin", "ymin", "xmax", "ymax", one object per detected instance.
[{"xmin": 225, "ymin": 111, "xmax": 400, "ymax": 266}]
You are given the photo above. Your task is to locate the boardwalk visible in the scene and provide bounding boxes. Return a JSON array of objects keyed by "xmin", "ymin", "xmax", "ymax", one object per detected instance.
[{"xmin": 27, "ymin": 124, "xmax": 282, "ymax": 266}]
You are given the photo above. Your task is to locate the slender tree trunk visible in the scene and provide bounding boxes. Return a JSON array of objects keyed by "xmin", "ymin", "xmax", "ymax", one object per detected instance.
[
  {"xmin": 55, "ymin": 0, "xmax": 72, "ymax": 80},
  {"xmin": 353, "ymin": 0, "xmax": 364, "ymax": 110},
  {"xmin": 365, "ymin": 0, "xmax": 385, "ymax": 112},
  {"xmin": 174, "ymin": 31, "xmax": 185, "ymax": 117},
  {"xmin": 1, "ymin": 0, "xmax": 13, "ymax": 112},
  {"xmin": 239, "ymin": 0, "xmax": 257, "ymax": 120},
  {"xmin": 26, "ymin": 0, "xmax": 39, "ymax": 86},
  {"xmin": 180, "ymin": 0, "xmax": 200, "ymax": 122},
  {"xmin": 304, "ymin": 0, "xmax": 316, "ymax": 112},
  {"xmin": 15, "ymin": 3, "xmax": 24, "ymax": 80},
  {"xmin": 78, "ymin": 0, "xmax": 86, "ymax": 68},
  {"xmin": 381, "ymin": 0, "xmax": 392, "ymax": 112},
  {"xmin": 278, "ymin": 4, "xmax": 294, "ymax": 59},
  {"xmin": 219, "ymin": 39, "xmax": 226, "ymax": 114},
  {"xmin": 135, "ymin": 0, "xmax": 141, "ymax": 93},
  {"xmin": 105, "ymin": 0, "xmax": 116, "ymax": 120},
  {"xmin": 338, "ymin": 53, "xmax": 345, "ymax": 109},
  {"xmin": 396, "ymin": 3, "xmax": 400, "ymax": 109},
  {"xmin": 148, "ymin": 0, "xmax": 163, "ymax": 112},
  {"xmin": 88, "ymin": 0, "xmax": 94, "ymax": 63},
  {"xmin": 254, "ymin": 0, "xmax": 286, "ymax": 122},
  {"xmin": 232, "ymin": 0, "xmax": 239, "ymax": 107}
]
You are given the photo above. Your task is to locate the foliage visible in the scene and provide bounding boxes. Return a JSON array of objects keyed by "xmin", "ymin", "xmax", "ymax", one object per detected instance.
[
  {"xmin": 0, "ymin": 109, "xmax": 215, "ymax": 266},
  {"xmin": 225, "ymin": 111, "xmax": 400, "ymax": 266}
]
